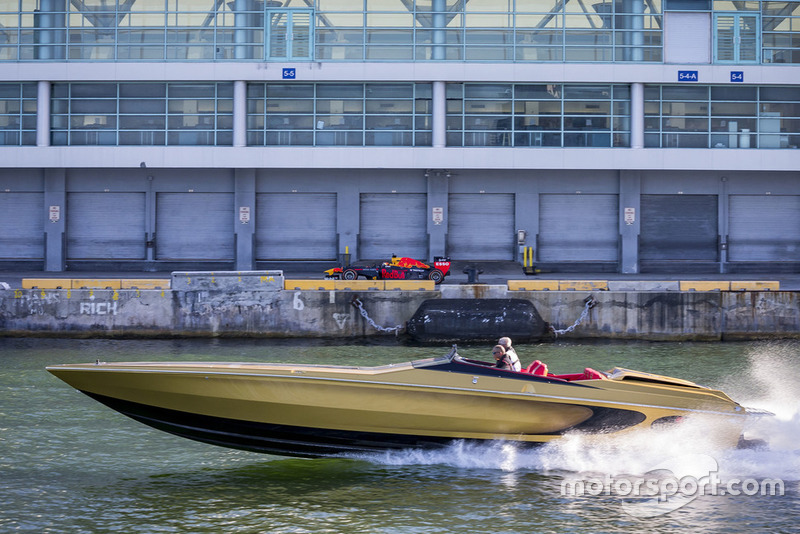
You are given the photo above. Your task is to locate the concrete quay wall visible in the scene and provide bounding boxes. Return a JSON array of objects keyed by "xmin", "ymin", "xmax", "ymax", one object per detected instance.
[{"xmin": 1, "ymin": 272, "xmax": 798, "ymax": 341}]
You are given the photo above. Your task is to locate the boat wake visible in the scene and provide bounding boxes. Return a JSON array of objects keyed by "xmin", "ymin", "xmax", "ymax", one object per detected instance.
[{"xmin": 356, "ymin": 343, "xmax": 800, "ymax": 482}]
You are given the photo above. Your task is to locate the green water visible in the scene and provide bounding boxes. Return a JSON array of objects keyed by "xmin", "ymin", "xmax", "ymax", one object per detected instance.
[{"xmin": 2, "ymin": 338, "xmax": 798, "ymax": 533}]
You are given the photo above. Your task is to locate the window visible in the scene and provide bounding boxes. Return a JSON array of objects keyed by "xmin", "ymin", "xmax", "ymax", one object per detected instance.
[
  {"xmin": 267, "ymin": 9, "xmax": 313, "ymax": 60},
  {"xmin": 715, "ymin": 12, "xmax": 760, "ymax": 63}
]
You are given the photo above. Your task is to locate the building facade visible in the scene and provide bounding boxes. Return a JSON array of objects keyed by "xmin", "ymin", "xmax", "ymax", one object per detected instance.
[{"xmin": 0, "ymin": 0, "xmax": 798, "ymax": 274}]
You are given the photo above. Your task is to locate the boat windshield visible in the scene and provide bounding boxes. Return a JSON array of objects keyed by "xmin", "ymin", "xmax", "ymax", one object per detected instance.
[{"xmin": 411, "ymin": 345, "xmax": 459, "ymax": 368}]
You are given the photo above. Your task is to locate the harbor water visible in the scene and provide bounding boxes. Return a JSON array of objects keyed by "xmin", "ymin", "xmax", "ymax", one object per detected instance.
[{"xmin": 2, "ymin": 338, "xmax": 799, "ymax": 533}]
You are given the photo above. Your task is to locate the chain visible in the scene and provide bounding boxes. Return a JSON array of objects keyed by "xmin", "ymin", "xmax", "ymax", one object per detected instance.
[
  {"xmin": 549, "ymin": 295, "xmax": 596, "ymax": 337},
  {"xmin": 351, "ymin": 298, "xmax": 404, "ymax": 334}
]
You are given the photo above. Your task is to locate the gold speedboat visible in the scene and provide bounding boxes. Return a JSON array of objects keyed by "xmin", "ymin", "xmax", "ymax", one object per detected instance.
[{"xmin": 47, "ymin": 346, "xmax": 750, "ymax": 458}]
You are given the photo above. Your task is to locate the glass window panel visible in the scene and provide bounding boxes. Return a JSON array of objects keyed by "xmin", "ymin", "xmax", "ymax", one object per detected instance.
[
  {"xmin": 563, "ymin": 85, "xmax": 611, "ymax": 99},
  {"xmin": 316, "ymin": 84, "xmax": 364, "ymax": 98},
  {"xmin": 662, "ymin": 86, "xmax": 709, "ymax": 100}
]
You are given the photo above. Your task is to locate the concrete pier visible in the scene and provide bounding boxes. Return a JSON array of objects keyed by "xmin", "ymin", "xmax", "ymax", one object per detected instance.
[{"xmin": 1, "ymin": 271, "xmax": 798, "ymax": 341}]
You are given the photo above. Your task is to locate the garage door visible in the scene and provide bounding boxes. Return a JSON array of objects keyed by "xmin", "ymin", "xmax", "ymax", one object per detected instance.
[
  {"xmin": 640, "ymin": 195, "xmax": 718, "ymax": 261},
  {"xmin": 359, "ymin": 193, "xmax": 427, "ymax": 260},
  {"xmin": 447, "ymin": 193, "xmax": 515, "ymax": 260},
  {"xmin": 538, "ymin": 194, "xmax": 618, "ymax": 262},
  {"xmin": 0, "ymin": 192, "xmax": 43, "ymax": 259},
  {"xmin": 729, "ymin": 195, "xmax": 800, "ymax": 262},
  {"xmin": 255, "ymin": 193, "xmax": 337, "ymax": 260},
  {"xmin": 156, "ymin": 192, "xmax": 234, "ymax": 260},
  {"xmin": 66, "ymin": 192, "xmax": 146, "ymax": 260}
]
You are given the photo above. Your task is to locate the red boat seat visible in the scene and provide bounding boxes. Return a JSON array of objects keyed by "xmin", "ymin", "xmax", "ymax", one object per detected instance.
[
  {"xmin": 582, "ymin": 368, "xmax": 607, "ymax": 380},
  {"xmin": 525, "ymin": 360, "xmax": 549, "ymax": 376}
]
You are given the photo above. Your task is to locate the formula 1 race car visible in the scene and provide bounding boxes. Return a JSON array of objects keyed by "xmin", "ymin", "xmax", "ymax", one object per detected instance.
[{"xmin": 324, "ymin": 256, "xmax": 451, "ymax": 284}]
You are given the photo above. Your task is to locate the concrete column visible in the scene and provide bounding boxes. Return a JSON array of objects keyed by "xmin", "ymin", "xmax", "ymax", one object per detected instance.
[
  {"xmin": 432, "ymin": 0, "xmax": 446, "ymax": 60},
  {"xmin": 336, "ymin": 183, "xmax": 360, "ymax": 260},
  {"xmin": 233, "ymin": 0, "xmax": 250, "ymax": 60},
  {"xmin": 619, "ymin": 171, "xmax": 641, "ymax": 274},
  {"xmin": 234, "ymin": 169, "xmax": 256, "ymax": 270},
  {"xmin": 233, "ymin": 80, "xmax": 247, "ymax": 147},
  {"xmin": 37, "ymin": 81, "xmax": 51, "ymax": 147},
  {"xmin": 36, "ymin": 0, "xmax": 67, "ymax": 60},
  {"xmin": 631, "ymin": 82, "xmax": 644, "ymax": 149},
  {"xmin": 432, "ymin": 81, "xmax": 446, "ymax": 148},
  {"xmin": 426, "ymin": 170, "xmax": 449, "ymax": 260},
  {"xmin": 44, "ymin": 168, "xmax": 66, "ymax": 272}
]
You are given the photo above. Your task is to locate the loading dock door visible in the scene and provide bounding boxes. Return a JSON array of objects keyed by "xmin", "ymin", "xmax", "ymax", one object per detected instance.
[
  {"xmin": 538, "ymin": 194, "xmax": 618, "ymax": 262},
  {"xmin": 255, "ymin": 193, "xmax": 337, "ymax": 260},
  {"xmin": 640, "ymin": 195, "xmax": 718, "ymax": 261},
  {"xmin": 66, "ymin": 192, "xmax": 145, "ymax": 259},
  {"xmin": 156, "ymin": 192, "xmax": 234, "ymax": 260},
  {"xmin": 0, "ymin": 192, "xmax": 44, "ymax": 259},
  {"xmin": 729, "ymin": 195, "xmax": 800, "ymax": 262},
  {"xmin": 359, "ymin": 193, "xmax": 427, "ymax": 260},
  {"xmin": 447, "ymin": 193, "xmax": 515, "ymax": 260}
]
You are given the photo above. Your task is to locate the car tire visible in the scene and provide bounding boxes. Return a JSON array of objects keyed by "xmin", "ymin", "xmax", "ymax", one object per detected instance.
[
  {"xmin": 428, "ymin": 269, "xmax": 444, "ymax": 284},
  {"xmin": 342, "ymin": 269, "xmax": 358, "ymax": 281}
]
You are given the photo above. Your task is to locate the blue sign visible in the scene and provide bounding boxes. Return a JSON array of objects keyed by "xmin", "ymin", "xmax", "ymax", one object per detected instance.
[
  {"xmin": 282, "ymin": 68, "xmax": 296, "ymax": 80},
  {"xmin": 678, "ymin": 70, "xmax": 698, "ymax": 82},
  {"xmin": 730, "ymin": 71, "xmax": 744, "ymax": 83}
]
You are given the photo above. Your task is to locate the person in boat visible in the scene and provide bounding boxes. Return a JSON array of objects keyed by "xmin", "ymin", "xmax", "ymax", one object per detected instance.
[
  {"xmin": 497, "ymin": 337, "xmax": 522, "ymax": 371},
  {"xmin": 492, "ymin": 345, "xmax": 514, "ymax": 370}
]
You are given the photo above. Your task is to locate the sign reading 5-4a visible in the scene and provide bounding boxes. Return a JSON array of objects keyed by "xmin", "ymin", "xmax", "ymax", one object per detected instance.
[{"xmin": 678, "ymin": 70, "xmax": 698, "ymax": 82}]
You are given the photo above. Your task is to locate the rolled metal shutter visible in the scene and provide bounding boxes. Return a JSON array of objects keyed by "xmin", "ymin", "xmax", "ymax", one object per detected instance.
[
  {"xmin": 640, "ymin": 195, "xmax": 718, "ymax": 261},
  {"xmin": 729, "ymin": 195, "xmax": 800, "ymax": 262},
  {"xmin": 0, "ymin": 192, "xmax": 43, "ymax": 259},
  {"xmin": 538, "ymin": 194, "xmax": 618, "ymax": 262},
  {"xmin": 156, "ymin": 192, "xmax": 234, "ymax": 260},
  {"xmin": 66, "ymin": 192, "xmax": 146, "ymax": 260},
  {"xmin": 447, "ymin": 193, "xmax": 515, "ymax": 260},
  {"xmin": 359, "ymin": 193, "xmax": 427, "ymax": 260},
  {"xmin": 255, "ymin": 193, "xmax": 337, "ymax": 260}
]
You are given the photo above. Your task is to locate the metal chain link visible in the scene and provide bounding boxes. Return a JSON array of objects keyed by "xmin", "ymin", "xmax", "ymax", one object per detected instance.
[
  {"xmin": 351, "ymin": 298, "xmax": 403, "ymax": 334},
  {"xmin": 549, "ymin": 295, "xmax": 596, "ymax": 337}
]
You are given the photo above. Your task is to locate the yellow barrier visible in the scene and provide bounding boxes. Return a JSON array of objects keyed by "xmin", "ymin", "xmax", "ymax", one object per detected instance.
[
  {"xmin": 284, "ymin": 279, "xmax": 336, "ymax": 291},
  {"xmin": 384, "ymin": 280, "xmax": 436, "ymax": 291},
  {"xmin": 508, "ymin": 280, "xmax": 560, "ymax": 291},
  {"xmin": 120, "ymin": 279, "xmax": 171, "ymax": 290},
  {"xmin": 21, "ymin": 278, "xmax": 72, "ymax": 289},
  {"xmin": 559, "ymin": 280, "xmax": 609, "ymax": 291},
  {"xmin": 334, "ymin": 280, "xmax": 384, "ymax": 291},
  {"xmin": 70, "ymin": 278, "xmax": 122, "ymax": 289},
  {"xmin": 730, "ymin": 281, "xmax": 780, "ymax": 292},
  {"xmin": 679, "ymin": 281, "xmax": 731, "ymax": 292}
]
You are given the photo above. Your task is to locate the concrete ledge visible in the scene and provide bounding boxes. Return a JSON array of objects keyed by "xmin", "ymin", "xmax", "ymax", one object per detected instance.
[
  {"xmin": 285, "ymin": 279, "xmax": 336, "ymax": 291},
  {"xmin": 22, "ymin": 278, "xmax": 72, "ymax": 289},
  {"xmin": 559, "ymin": 280, "xmax": 609, "ymax": 291},
  {"xmin": 730, "ymin": 281, "xmax": 780, "ymax": 291},
  {"xmin": 680, "ymin": 281, "xmax": 731, "ymax": 292},
  {"xmin": 120, "ymin": 279, "xmax": 171, "ymax": 289},
  {"xmin": 70, "ymin": 278, "xmax": 123, "ymax": 289},
  {"xmin": 384, "ymin": 280, "xmax": 435, "ymax": 291},
  {"xmin": 333, "ymin": 280, "xmax": 384, "ymax": 290},
  {"xmin": 508, "ymin": 280, "xmax": 560, "ymax": 291},
  {"xmin": 171, "ymin": 271, "xmax": 283, "ymax": 291},
  {"xmin": 607, "ymin": 280, "xmax": 680, "ymax": 292}
]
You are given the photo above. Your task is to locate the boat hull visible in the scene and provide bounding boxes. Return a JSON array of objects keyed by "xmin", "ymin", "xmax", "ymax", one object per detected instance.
[{"xmin": 47, "ymin": 354, "xmax": 748, "ymax": 458}]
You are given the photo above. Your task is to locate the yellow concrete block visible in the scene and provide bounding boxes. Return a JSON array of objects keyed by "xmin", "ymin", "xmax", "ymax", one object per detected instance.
[
  {"xmin": 730, "ymin": 281, "xmax": 780, "ymax": 292},
  {"xmin": 284, "ymin": 279, "xmax": 336, "ymax": 290},
  {"xmin": 71, "ymin": 279, "xmax": 122, "ymax": 289},
  {"xmin": 384, "ymin": 280, "xmax": 435, "ymax": 291},
  {"xmin": 120, "ymin": 279, "xmax": 171, "ymax": 290},
  {"xmin": 21, "ymin": 278, "xmax": 72, "ymax": 289},
  {"xmin": 508, "ymin": 280, "xmax": 560, "ymax": 291},
  {"xmin": 334, "ymin": 280, "xmax": 385, "ymax": 291},
  {"xmin": 559, "ymin": 280, "xmax": 608, "ymax": 291},
  {"xmin": 679, "ymin": 281, "xmax": 731, "ymax": 292}
]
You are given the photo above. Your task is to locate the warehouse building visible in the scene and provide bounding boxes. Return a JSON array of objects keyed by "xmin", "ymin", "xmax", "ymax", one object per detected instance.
[{"xmin": 0, "ymin": 0, "xmax": 798, "ymax": 274}]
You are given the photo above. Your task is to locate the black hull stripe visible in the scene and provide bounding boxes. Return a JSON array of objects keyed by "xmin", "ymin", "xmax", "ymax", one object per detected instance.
[{"xmin": 84, "ymin": 392, "xmax": 467, "ymax": 458}]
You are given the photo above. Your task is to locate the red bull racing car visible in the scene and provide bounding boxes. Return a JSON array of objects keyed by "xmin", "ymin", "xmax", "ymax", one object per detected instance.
[{"xmin": 324, "ymin": 256, "xmax": 451, "ymax": 284}]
